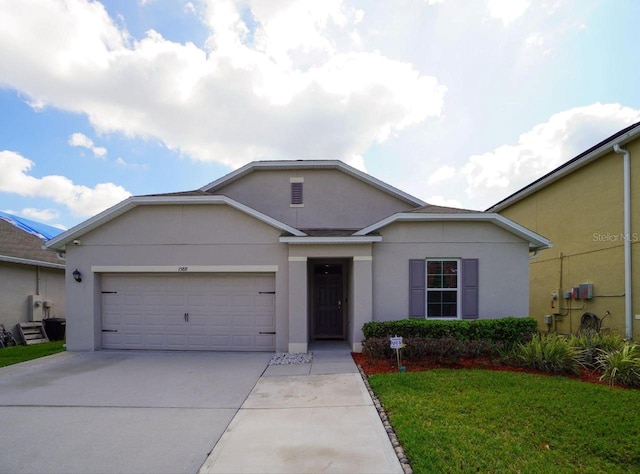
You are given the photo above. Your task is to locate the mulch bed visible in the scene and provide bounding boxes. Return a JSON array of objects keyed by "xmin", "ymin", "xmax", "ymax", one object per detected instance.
[{"xmin": 351, "ymin": 352, "xmax": 619, "ymax": 388}]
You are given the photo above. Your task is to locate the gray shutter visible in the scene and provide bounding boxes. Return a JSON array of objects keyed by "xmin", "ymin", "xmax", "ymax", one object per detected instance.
[
  {"xmin": 409, "ymin": 259, "xmax": 426, "ymax": 318},
  {"xmin": 461, "ymin": 258, "xmax": 479, "ymax": 319}
]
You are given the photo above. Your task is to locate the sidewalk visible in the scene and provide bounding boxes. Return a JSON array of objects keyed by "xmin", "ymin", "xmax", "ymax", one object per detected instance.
[{"xmin": 199, "ymin": 344, "xmax": 404, "ymax": 474}]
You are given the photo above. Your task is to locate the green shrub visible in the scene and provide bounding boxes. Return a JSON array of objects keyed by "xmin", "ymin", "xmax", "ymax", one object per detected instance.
[
  {"xmin": 506, "ymin": 333, "xmax": 580, "ymax": 375},
  {"xmin": 361, "ymin": 338, "xmax": 393, "ymax": 361},
  {"xmin": 361, "ymin": 317, "xmax": 536, "ymax": 347},
  {"xmin": 597, "ymin": 343, "xmax": 640, "ymax": 388},
  {"xmin": 569, "ymin": 332, "xmax": 625, "ymax": 370}
]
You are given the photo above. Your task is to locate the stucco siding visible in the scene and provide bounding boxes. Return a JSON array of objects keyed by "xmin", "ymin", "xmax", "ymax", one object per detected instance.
[
  {"xmin": 65, "ymin": 204, "xmax": 290, "ymax": 351},
  {"xmin": 215, "ymin": 169, "xmax": 414, "ymax": 229},
  {"xmin": 0, "ymin": 262, "xmax": 65, "ymax": 339},
  {"xmin": 499, "ymin": 139, "xmax": 640, "ymax": 339},
  {"xmin": 372, "ymin": 222, "xmax": 530, "ymax": 321}
]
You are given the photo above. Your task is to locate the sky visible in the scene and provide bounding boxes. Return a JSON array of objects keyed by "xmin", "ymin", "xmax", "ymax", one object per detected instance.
[{"xmin": 0, "ymin": 0, "xmax": 639, "ymax": 230}]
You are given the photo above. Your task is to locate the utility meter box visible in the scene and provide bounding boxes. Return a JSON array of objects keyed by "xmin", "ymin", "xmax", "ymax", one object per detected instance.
[
  {"xmin": 579, "ymin": 283, "xmax": 593, "ymax": 300},
  {"xmin": 28, "ymin": 295, "xmax": 44, "ymax": 321},
  {"xmin": 543, "ymin": 314, "xmax": 553, "ymax": 325}
]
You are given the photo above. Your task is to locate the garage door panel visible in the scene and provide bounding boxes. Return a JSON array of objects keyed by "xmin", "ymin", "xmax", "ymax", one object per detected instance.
[
  {"xmin": 101, "ymin": 273, "xmax": 275, "ymax": 351},
  {"xmin": 255, "ymin": 334, "xmax": 275, "ymax": 348}
]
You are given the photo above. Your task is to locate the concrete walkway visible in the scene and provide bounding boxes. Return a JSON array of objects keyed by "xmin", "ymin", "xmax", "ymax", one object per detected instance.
[{"xmin": 199, "ymin": 343, "xmax": 403, "ymax": 474}]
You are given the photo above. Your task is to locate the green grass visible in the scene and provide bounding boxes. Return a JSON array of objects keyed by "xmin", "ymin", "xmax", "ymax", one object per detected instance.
[
  {"xmin": 368, "ymin": 369, "xmax": 640, "ymax": 473},
  {"xmin": 0, "ymin": 341, "xmax": 66, "ymax": 368}
]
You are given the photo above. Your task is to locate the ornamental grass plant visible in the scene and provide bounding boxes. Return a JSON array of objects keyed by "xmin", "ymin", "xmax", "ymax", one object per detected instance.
[
  {"xmin": 597, "ymin": 343, "xmax": 640, "ymax": 388},
  {"xmin": 505, "ymin": 333, "xmax": 580, "ymax": 375}
]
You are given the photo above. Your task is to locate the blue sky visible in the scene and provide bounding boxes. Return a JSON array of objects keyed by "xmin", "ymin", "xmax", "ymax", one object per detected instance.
[{"xmin": 0, "ymin": 0, "xmax": 639, "ymax": 230}]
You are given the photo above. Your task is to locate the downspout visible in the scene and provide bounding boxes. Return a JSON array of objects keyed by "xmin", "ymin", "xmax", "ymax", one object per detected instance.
[{"xmin": 613, "ymin": 143, "xmax": 633, "ymax": 340}]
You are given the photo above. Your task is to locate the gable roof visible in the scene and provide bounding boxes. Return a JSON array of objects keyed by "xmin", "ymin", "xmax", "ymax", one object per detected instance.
[
  {"xmin": 487, "ymin": 121, "xmax": 640, "ymax": 212},
  {"xmin": 0, "ymin": 217, "xmax": 65, "ymax": 269},
  {"xmin": 46, "ymin": 195, "xmax": 307, "ymax": 250},
  {"xmin": 200, "ymin": 160, "xmax": 427, "ymax": 207},
  {"xmin": 354, "ymin": 212, "xmax": 551, "ymax": 250}
]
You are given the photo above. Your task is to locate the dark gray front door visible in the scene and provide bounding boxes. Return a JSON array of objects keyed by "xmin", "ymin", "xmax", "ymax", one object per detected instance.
[{"xmin": 312, "ymin": 263, "xmax": 344, "ymax": 338}]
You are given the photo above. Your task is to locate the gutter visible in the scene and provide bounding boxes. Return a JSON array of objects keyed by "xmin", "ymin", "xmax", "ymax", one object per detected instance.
[{"xmin": 613, "ymin": 143, "xmax": 633, "ymax": 340}]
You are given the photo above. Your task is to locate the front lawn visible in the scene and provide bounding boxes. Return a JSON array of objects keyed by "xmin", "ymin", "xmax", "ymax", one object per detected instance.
[
  {"xmin": 0, "ymin": 341, "xmax": 66, "ymax": 368},
  {"xmin": 368, "ymin": 369, "xmax": 640, "ymax": 473}
]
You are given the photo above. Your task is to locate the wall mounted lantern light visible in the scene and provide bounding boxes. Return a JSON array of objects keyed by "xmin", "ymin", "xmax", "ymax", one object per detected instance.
[{"xmin": 72, "ymin": 269, "xmax": 82, "ymax": 283}]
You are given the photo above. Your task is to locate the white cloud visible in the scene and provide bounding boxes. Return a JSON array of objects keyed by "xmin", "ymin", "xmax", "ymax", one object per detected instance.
[
  {"xmin": 18, "ymin": 207, "xmax": 60, "ymax": 222},
  {"xmin": 427, "ymin": 165, "xmax": 456, "ymax": 185},
  {"xmin": 461, "ymin": 103, "xmax": 640, "ymax": 209},
  {"xmin": 68, "ymin": 132, "xmax": 107, "ymax": 157},
  {"xmin": 0, "ymin": 0, "xmax": 445, "ymax": 168},
  {"xmin": 488, "ymin": 0, "xmax": 530, "ymax": 26},
  {"xmin": 115, "ymin": 157, "xmax": 148, "ymax": 169},
  {"xmin": 0, "ymin": 150, "xmax": 131, "ymax": 217}
]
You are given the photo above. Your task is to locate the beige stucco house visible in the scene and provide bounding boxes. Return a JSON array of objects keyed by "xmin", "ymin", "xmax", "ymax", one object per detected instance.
[
  {"xmin": 488, "ymin": 122, "xmax": 640, "ymax": 340},
  {"xmin": 47, "ymin": 160, "xmax": 550, "ymax": 353},
  {"xmin": 0, "ymin": 213, "xmax": 66, "ymax": 338}
]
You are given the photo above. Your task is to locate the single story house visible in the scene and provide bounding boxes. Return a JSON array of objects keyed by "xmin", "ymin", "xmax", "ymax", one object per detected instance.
[
  {"xmin": 0, "ymin": 212, "xmax": 66, "ymax": 338},
  {"xmin": 488, "ymin": 121, "xmax": 640, "ymax": 340},
  {"xmin": 46, "ymin": 160, "xmax": 550, "ymax": 352}
]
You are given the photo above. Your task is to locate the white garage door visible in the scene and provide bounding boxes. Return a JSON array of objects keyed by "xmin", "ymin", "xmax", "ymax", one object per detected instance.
[{"xmin": 101, "ymin": 273, "xmax": 275, "ymax": 351}]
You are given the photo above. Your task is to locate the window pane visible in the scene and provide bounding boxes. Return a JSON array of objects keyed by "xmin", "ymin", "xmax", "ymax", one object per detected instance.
[
  {"xmin": 443, "ymin": 261, "xmax": 458, "ymax": 274},
  {"xmin": 429, "ymin": 275, "xmax": 443, "ymax": 288},
  {"xmin": 442, "ymin": 303, "xmax": 457, "ymax": 317},
  {"xmin": 427, "ymin": 292, "xmax": 442, "ymax": 303},
  {"xmin": 442, "ymin": 291, "xmax": 457, "ymax": 303},
  {"xmin": 427, "ymin": 304, "xmax": 442, "ymax": 317},
  {"xmin": 443, "ymin": 275, "xmax": 457, "ymax": 288},
  {"xmin": 427, "ymin": 261, "xmax": 442, "ymax": 275}
]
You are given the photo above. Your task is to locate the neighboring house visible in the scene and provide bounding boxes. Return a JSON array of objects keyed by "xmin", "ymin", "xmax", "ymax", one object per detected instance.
[
  {"xmin": 46, "ymin": 160, "xmax": 550, "ymax": 353},
  {"xmin": 0, "ymin": 212, "xmax": 66, "ymax": 338},
  {"xmin": 488, "ymin": 121, "xmax": 640, "ymax": 340}
]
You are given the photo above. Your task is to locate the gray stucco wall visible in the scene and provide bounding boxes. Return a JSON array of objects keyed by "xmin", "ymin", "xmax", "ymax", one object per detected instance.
[
  {"xmin": 215, "ymin": 169, "xmax": 414, "ymax": 229},
  {"xmin": 372, "ymin": 221, "xmax": 530, "ymax": 321},
  {"xmin": 65, "ymin": 204, "xmax": 290, "ymax": 351},
  {"xmin": 0, "ymin": 262, "xmax": 65, "ymax": 339}
]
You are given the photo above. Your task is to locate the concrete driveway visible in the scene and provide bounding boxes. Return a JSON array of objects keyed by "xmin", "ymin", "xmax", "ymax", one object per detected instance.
[{"xmin": 0, "ymin": 351, "xmax": 271, "ymax": 474}]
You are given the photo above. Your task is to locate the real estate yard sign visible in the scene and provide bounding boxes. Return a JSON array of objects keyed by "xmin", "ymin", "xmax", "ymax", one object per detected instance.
[{"xmin": 390, "ymin": 336, "xmax": 405, "ymax": 372}]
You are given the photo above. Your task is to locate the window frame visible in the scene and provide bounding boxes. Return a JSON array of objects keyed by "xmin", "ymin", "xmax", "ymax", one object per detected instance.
[{"xmin": 425, "ymin": 258, "xmax": 461, "ymax": 319}]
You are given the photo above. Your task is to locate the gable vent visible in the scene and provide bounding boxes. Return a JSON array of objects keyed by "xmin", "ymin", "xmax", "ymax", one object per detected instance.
[{"xmin": 291, "ymin": 182, "xmax": 303, "ymax": 205}]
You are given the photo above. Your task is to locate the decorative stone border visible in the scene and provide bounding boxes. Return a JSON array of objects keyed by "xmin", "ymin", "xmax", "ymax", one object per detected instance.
[{"xmin": 356, "ymin": 364, "xmax": 413, "ymax": 474}]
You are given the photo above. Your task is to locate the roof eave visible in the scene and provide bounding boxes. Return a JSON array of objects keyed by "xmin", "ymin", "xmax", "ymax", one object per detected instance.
[
  {"xmin": 46, "ymin": 195, "xmax": 306, "ymax": 250},
  {"xmin": 279, "ymin": 236, "xmax": 382, "ymax": 244},
  {"xmin": 354, "ymin": 212, "xmax": 552, "ymax": 250},
  {"xmin": 0, "ymin": 254, "xmax": 65, "ymax": 269}
]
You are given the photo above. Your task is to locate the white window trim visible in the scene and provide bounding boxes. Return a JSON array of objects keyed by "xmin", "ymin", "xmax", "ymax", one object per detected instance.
[{"xmin": 425, "ymin": 258, "xmax": 461, "ymax": 320}]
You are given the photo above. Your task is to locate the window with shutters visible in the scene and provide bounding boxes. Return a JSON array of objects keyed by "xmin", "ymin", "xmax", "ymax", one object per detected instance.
[
  {"xmin": 426, "ymin": 259, "xmax": 459, "ymax": 318},
  {"xmin": 409, "ymin": 258, "xmax": 478, "ymax": 320}
]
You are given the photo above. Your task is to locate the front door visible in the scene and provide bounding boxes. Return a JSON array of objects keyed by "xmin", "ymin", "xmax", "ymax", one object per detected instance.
[{"xmin": 312, "ymin": 262, "xmax": 345, "ymax": 339}]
